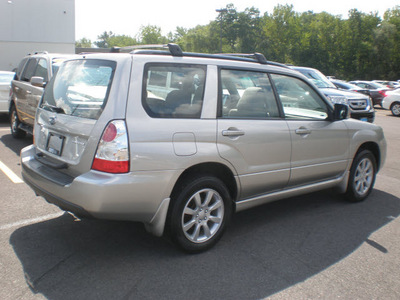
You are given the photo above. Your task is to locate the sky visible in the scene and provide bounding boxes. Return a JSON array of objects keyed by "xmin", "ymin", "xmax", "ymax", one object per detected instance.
[{"xmin": 75, "ymin": 0, "xmax": 399, "ymax": 42}]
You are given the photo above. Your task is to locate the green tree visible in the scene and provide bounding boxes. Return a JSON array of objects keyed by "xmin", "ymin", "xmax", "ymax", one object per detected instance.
[
  {"xmin": 107, "ymin": 35, "xmax": 137, "ymax": 47},
  {"xmin": 137, "ymin": 25, "xmax": 168, "ymax": 44},
  {"xmin": 94, "ymin": 31, "xmax": 114, "ymax": 48},
  {"xmin": 75, "ymin": 37, "xmax": 92, "ymax": 48}
]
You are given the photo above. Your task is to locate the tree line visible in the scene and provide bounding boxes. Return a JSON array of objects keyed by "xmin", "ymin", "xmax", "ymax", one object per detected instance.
[{"xmin": 76, "ymin": 4, "xmax": 400, "ymax": 80}]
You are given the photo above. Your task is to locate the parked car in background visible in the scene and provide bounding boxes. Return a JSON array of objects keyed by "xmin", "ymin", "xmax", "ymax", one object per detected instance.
[
  {"xmin": 0, "ymin": 71, "xmax": 15, "ymax": 114},
  {"xmin": 373, "ymin": 80, "xmax": 400, "ymax": 89},
  {"xmin": 382, "ymin": 89, "xmax": 400, "ymax": 116},
  {"xmin": 330, "ymin": 79, "xmax": 370, "ymax": 97},
  {"xmin": 9, "ymin": 51, "xmax": 74, "ymax": 138},
  {"xmin": 20, "ymin": 44, "xmax": 386, "ymax": 252},
  {"xmin": 349, "ymin": 80, "xmax": 390, "ymax": 107},
  {"xmin": 292, "ymin": 66, "xmax": 375, "ymax": 122}
]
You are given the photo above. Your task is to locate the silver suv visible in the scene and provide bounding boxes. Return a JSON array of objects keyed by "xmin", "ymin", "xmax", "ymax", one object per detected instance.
[
  {"xmin": 292, "ymin": 66, "xmax": 375, "ymax": 123},
  {"xmin": 21, "ymin": 44, "xmax": 386, "ymax": 252}
]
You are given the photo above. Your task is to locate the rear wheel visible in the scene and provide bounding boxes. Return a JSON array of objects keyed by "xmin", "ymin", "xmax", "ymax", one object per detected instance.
[
  {"xmin": 390, "ymin": 102, "xmax": 400, "ymax": 117},
  {"xmin": 10, "ymin": 104, "xmax": 26, "ymax": 139},
  {"xmin": 345, "ymin": 150, "xmax": 376, "ymax": 202},
  {"xmin": 168, "ymin": 176, "xmax": 232, "ymax": 253}
]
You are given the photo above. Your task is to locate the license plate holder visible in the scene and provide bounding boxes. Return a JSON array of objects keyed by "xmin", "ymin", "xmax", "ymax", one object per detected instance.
[{"xmin": 46, "ymin": 133, "xmax": 65, "ymax": 156}]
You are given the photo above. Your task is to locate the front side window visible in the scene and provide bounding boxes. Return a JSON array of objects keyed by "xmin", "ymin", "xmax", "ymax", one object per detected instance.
[
  {"xmin": 33, "ymin": 58, "xmax": 48, "ymax": 82},
  {"xmin": 40, "ymin": 59, "xmax": 116, "ymax": 120},
  {"xmin": 220, "ymin": 69, "xmax": 280, "ymax": 119},
  {"xmin": 270, "ymin": 74, "xmax": 329, "ymax": 120},
  {"xmin": 143, "ymin": 64, "xmax": 206, "ymax": 118}
]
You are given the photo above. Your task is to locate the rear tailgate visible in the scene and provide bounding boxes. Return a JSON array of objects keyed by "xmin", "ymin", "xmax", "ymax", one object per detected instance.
[{"xmin": 33, "ymin": 57, "xmax": 130, "ymax": 176}]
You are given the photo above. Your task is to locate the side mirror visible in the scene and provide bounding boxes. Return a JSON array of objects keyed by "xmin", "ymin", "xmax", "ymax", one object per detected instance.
[
  {"xmin": 30, "ymin": 76, "xmax": 45, "ymax": 87},
  {"xmin": 333, "ymin": 103, "xmax": 350, "ymax": 120}
]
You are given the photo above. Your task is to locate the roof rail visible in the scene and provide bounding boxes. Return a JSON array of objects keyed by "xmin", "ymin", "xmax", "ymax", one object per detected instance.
[
  {"xmin": 218, "ymin": 53, "xmax": 268, "ymax": 64},
  {"xmin": 28, "ymin": 51, "xmax": 49, "ymax": 56}
]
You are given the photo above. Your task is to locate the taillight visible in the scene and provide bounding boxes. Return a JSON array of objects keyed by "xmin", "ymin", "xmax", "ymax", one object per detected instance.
[
  {"xmin": 378, "ymin": 90, "xmax": 388, "ymax": 97},
  {"xmin": 92, "ymin": 120, "xmax": 129, "ymax": 173}
]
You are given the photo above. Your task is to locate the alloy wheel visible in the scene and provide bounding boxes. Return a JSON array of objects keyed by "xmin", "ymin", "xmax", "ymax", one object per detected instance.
[
  {"xmin": 353, "ymin": 157, "xmax": 373, "ymax": 197},
  {"xmin": 181, "ymin": 188, "xmax": 224, "ymax": 244}
]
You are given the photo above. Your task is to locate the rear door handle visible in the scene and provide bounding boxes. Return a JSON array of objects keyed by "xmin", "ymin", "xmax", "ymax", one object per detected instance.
[{"xmin": 222, "ymin": 128, "xmax": 245, "ymax": 137}]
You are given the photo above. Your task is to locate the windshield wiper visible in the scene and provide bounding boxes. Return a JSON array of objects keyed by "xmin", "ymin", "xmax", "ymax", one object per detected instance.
[{"xmin": 42, "ymin": 104, "xmax": 66, "ymax": 114}]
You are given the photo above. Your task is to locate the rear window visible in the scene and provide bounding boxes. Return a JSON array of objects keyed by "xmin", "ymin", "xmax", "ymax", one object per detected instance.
[{"xmin": 40, "ymin": 59, "xmax": 116, "ymax": 120}]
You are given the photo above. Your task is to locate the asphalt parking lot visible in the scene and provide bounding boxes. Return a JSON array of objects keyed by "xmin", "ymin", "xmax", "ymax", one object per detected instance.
[{"xmin": 0, "ymin": 109, "xmax": 399, "ymax": 300}]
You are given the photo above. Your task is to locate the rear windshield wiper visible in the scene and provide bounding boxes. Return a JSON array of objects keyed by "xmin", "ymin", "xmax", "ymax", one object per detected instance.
[{"xmin": 41, "ymin": 104, "xmax": 66, "ymax": 114}]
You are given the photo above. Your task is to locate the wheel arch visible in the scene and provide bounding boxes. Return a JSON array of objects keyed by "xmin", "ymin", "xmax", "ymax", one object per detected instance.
[
  {"xmin": 390, "ymin": 100, "xmax": 400, "ymax": 108},
  {"xmin": 170, "ymin": 162, "xmax": 238, "ymax": 211},
  {"xmin": 390, "ymin": 101, "xmax": 400, "ymax": 116},
  {"xmin": 355, "ymin": 142, "xmax": 381, "ymax": 171}
]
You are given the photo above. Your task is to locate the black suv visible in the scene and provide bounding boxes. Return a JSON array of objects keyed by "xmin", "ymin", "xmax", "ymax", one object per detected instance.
[{"xmin": 9, "ymin": 52, "xmax": 73, "ymax": 138}]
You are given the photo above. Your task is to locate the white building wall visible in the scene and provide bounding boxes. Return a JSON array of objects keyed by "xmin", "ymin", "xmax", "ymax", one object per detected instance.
[{"xmin": 0, "ymin": 0, "xmax": 75, "ymax": 70}]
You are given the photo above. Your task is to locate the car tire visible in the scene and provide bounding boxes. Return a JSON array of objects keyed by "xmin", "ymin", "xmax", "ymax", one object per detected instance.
[
  {"xmin": 168, "ymin": 175, "xmax": 232, "ymax": 253},
  {"xmin": 345, "ymin": 150, "xmax": 376, "ymax": 202},
  {"xmin": 390, "ymin": 102, "xmax": 400, "ymax": 117},
  {"xmin": 10, "ymin": 104, "xmax": 26, "ymax": 139}
]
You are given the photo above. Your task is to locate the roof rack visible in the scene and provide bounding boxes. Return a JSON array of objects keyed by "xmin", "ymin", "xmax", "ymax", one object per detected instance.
[
  {"xmin": 110, "ymin": 43, "xmax": 287, "ymax": 67},
  {"xmin": 111, "ymin": 43, "xmax": 183, "ymax": 56}
]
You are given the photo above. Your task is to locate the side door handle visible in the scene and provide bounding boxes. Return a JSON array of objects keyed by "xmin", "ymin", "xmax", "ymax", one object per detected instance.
[
  {"xmin": 222, "ymin": 128, "xmax": 245, "ymax": 137},
  {"xmin": 295, "ymin": 127, "xmax": 311, "ymax": 136}
]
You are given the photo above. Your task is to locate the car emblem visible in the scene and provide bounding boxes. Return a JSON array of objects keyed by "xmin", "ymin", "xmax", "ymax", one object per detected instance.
[{"xmin": 49, "ymin": 116, "xmax": 57, "ymax": 125}]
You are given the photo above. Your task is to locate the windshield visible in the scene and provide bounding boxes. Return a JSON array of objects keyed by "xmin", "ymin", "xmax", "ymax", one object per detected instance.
[
  {"xmin": 41, "ymin": 59, "xmax": 116, "ymax": 120},
  {"xmin": 51, "ymin": 58, "xmax": 70, "ymax": 76},
  {"xmin": 368, "ymin": 82, "xmax": 387, "ymax": 89},
  {"xmin": 333, "ymin": 81, "xmax": 361, "ymax": 90},
  {"xmin": 296, "ymin": 68, "xmax": 337, "ymax": 89}
]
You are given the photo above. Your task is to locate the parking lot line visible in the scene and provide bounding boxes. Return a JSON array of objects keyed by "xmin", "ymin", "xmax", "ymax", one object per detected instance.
[
  {"xmin": 0, "ymin": 212, "xmax": 64, "ymax": 230},
  {"xmin": 0, "ymin": 160, "xmax": 23, "ymax": 183}
]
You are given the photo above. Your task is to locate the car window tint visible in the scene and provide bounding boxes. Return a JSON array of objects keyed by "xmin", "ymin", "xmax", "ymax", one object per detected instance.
[
  {"xmin": 270, "ymin": 74, "xmax": 329, "ymax": 120},
  {"xmin": 21, "ymin": 58, "xmax": 38, "ymax": 82},
  {"xmin": 16, "ymin": 58, "xmax": 28, "ymax": 80},
  {"xmin": 143, "ymin": 64, "xmax": 206, "ymax": 118},
  {"xmin": 220, "ymin": 69, "xmax": 280, "ymax": 119}
]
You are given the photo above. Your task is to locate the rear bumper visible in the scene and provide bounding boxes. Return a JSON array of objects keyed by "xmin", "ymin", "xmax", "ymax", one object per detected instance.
[{"xmin": 21, "ymin": 145, "xmax": 175, "ymax": 226}]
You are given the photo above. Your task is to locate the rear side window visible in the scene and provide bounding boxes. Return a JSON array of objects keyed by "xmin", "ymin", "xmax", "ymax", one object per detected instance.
[
  {"xmin": 21, "ymin": 58, "xmax": 38, "ymax": 82},
  {"xmin": 40, "ymin": 59, "xmax": 116, "ymax": 120},
  {"xmin": 16, "ymin": 58, "xmax": 28, "ymax": 80},
  {"xmin": 143, "ymin": 64, "xmax": 206, "ymax": 118}
]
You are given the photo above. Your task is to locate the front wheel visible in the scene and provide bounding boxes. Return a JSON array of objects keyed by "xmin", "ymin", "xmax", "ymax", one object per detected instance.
[
  {"xmin": 345, "ymin": 150, "xmax": 376, "ymax": 202},
  {"xmin": 10, "ymin": 104, "xmax": 26, "ymax": 139},
  {"xmin": 390, "ymin": 102, "xmax": 400, "ymax": 117},
  {"xmin": 168, "ymin": 176, "xmax": 232, "ymax": 253}
]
